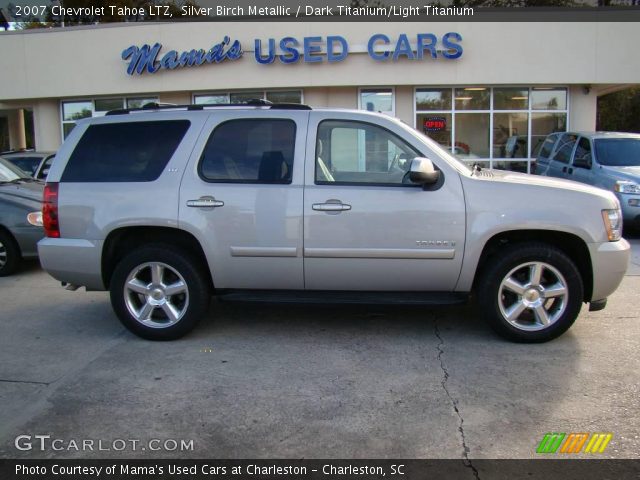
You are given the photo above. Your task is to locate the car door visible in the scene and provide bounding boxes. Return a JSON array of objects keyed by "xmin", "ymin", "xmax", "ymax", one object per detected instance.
[
  {"xmin": 567, "ymin": 136, "xmax": 595, "ymax": 185},
  {"xmin": 547, "ymin": 133, "xmax": 578, "ymax": 180},
  {"xmin": 303, "ymin": 111, "xmax": 466, "ymax": 291},
  {"xmin": 178, "ymin": 110, "xmax": 308, "ymax": 290},
  {"xmin": 534, "ymin": 133, "xmax": 561, "ymax": 175}
]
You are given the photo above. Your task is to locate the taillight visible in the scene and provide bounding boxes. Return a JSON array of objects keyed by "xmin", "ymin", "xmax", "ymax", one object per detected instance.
[{"xmin": 43, "ymin": 182, "xmax": 60, "ymax": 238}]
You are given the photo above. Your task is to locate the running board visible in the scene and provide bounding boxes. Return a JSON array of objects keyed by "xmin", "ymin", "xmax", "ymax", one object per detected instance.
[{"xmin": 215, "ymin": 290, "xmax": 469, "ymax": 306}]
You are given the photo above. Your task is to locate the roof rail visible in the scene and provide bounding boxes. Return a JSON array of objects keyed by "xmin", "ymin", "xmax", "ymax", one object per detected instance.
[{"xmin": 105, "ymin": 99, "xmax": 312, "ymax": 116}]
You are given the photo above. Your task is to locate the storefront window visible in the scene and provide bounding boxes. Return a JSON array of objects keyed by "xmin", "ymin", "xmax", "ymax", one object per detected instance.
[
  {"xmin": 416, "ymin": 88, "xmax": 451, "ymax": 110},
  {"xmin": 493, "ymin": 112, "xmax": 529, "ymax": 158},
  {"xmin": 494, "ymin": 88, "xmax": 529, "ymax": 110},
  {"xmin": 266, "ymin": 91, "xmax": 303, "ymax": 104},
  {"xmin": 194, "ymin": 94, "xmax": 229, "ymax": 105},
  {"xmin": 62, "ymin": 101, "xmax": 92, "ymax": 121},
  {"xmin": 417, "ymin": 113, "xmax": 452, "ymax": 149},
  {"xmin": 127, "ymin": 98, "xmax": 157, "ymax": 109},
  {"xmin": 194, "ymin": 90, "xmax": 303, "ymax": 105},
  {"xmin": 61, "ymin": 96, "xmax": 158, "ymax": 139},
  {"xmin": 94, "ymin": 98, "xmax": 124, "ymax": 113},
  {"xmin": 454, "ymin": 87, "xmax": 489, "ymax": 110},
  {"xmin": 414, "ymin": 86, "xmax": 568, "ymax": 172},
  {"xmin": 455, "ymin": 113, "xmax": 490, "ymax": 158},
  {"xmin": 359, "ymin": 89, "xmax": 394, "ymax": 114},
  {"xmin": 230, "ymin": 91, "xmax": 264, "ymax": 103},
  {"xmin": 531, "ymin": 88, "xmax": 567, "ymax": 110}
]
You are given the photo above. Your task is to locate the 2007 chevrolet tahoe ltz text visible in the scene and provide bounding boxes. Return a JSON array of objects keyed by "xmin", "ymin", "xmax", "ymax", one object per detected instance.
[{"xmin": 37, "ymin": 102, "xmax": 630, "ymax": 342}]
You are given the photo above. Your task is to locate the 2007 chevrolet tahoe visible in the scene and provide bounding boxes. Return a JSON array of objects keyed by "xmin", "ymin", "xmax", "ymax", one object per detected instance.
[{"xmin": 37, "ymin": 102, "xmax": 630, "ymax": 342}]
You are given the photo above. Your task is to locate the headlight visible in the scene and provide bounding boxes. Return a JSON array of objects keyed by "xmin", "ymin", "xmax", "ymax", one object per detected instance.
[
  {"xmin": 602, "ymin": 208, "xmax": 622, "ymax": 241},
  {"xmin": 614, "ymin": 181, "xmax": 640, "ymax": 194}
]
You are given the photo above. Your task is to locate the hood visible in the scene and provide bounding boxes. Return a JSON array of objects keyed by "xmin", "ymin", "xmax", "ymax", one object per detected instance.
[
  {"xmin": 472, "ymin": 169, "xmax": 614, "ymax": 199},
  {"xmin": 601, "ymin": 165, "xmax": 640, "ymax": 181}
]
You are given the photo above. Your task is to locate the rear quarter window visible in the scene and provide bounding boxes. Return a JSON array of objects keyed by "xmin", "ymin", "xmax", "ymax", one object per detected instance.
[{"xmin": 61, "ymin": 120, "xmax": 190, "ymax": 182}]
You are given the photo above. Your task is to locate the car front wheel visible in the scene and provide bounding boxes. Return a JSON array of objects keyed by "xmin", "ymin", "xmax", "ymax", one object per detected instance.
[
  {"xmin": 0, "ymin": 230, "xmax": 20, "ymax": 277},
  {"xmin": 110, "ymin": 245, "xmax": 211, "ymax": 340},
  {"xmin": 478, "ymin": 243, "xmax": 584, "ymax": 343}
]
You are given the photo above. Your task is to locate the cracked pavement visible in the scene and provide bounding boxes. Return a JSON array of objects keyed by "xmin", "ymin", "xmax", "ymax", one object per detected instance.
[{"xmin": 0, "ymin": 234, "xmax": 638, "ymax": 461}]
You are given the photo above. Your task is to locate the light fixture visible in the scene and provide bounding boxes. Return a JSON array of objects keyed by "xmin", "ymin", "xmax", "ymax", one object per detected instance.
[
  {"xmin": 463, "ymin": 87, "xmax": 486, "ymax": 91},
  {"xmin": 533, "ymin": 87, "xmax": 554, "ymax": 91},
  {"xmin": 582, "ymin": 85, "xmax": 591, "ymax": 95},
  {"xmin": 455, "ymin": 97, "xmax": 473, "ymax": 101},
  {"xmin": 511, "ymin": 96, "xmax": 528, "ymax": 100}
]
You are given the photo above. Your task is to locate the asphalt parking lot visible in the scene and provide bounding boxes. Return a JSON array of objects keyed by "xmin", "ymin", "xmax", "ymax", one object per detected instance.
[{"xmin": 0, "ymin": 234, "xmax": 638, "ymax": 461}]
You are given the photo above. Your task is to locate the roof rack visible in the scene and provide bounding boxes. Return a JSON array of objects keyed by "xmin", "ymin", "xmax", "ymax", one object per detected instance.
[{"xmin": 105, "ymin": 99, "xmax": 312, "ymax": 116}]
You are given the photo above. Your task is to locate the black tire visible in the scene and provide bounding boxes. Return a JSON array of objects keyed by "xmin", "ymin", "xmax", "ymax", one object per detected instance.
[
  {"xmin": 477, "ymin": 242, "xmax": 583, "ymax": 343},
  {"xmin": 110, "ymin": 244, "xmax": 211, "ymax": 340},
  {"xmin": 0, "ymin": 230, "xmax": 21, "ymax": 277}
]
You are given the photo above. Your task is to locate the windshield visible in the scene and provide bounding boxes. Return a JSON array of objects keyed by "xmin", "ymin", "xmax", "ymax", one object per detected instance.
[
  {"xmin": 594, "ymin": 138, "xmax": 640, "ymax": 167},
  {"xmin": 0, "ymin": 157, "xmax": 29, "ymax": 182}
]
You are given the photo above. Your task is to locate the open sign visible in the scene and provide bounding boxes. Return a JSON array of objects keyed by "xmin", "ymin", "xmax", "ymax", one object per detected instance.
[{"xmin": 424, "ymin": 117, "xmax": 446, "ymax": 132}]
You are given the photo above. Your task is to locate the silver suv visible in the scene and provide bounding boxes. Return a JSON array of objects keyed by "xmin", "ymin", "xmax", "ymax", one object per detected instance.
[{"xmin": 38, "ymin": 103, "xmax": 630, "ymax": 342}]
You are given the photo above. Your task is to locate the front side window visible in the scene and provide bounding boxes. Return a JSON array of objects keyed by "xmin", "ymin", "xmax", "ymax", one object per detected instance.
[
  {"xmin": 61, "ymin": 121, "xmax": 190, "ymax": 182},
  {"xmin": 199, "ymin": 119, "xmax": 296, "ymax": 184},
  {"xmin": 316, "ymin": 120, "xmax": 419, "ymax": 186},
  {"xmin": 573, "ymin": 137, "xmax": 592, "ymax": 168}
]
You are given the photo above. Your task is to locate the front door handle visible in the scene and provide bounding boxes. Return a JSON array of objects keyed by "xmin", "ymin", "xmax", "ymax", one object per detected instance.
[
  {"xmin": 186, "ymin": 196, "xmax": 224, "ymax": 208},
  {"xmin": 562, "ymin": 166, "xmax": 568, "ymax": 173},
  {"xmin": 312, "ymin": 199, "xmax": 352, "ymax": 213},
  {"xmin": 568, "ymin": 167, "xmax": 573, "ymax": 174}
]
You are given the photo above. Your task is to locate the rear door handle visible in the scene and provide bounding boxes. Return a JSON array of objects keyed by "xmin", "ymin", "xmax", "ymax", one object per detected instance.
[
  {"xmin": 186, "ymin": 196, "xmax": 224, "ymax": 208},
  {"xmin": 312, "ymin": 200, "xmax": 352, "ymax": 212},
  {"xmin": 568, "ymin": 167, "xmax": 573, "ymax": 174}
]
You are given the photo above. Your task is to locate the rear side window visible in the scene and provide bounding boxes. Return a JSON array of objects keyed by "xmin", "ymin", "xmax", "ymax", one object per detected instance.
[
  {"xmin": 538, "ymin": 134, "xmax": 559, "ymax": 159},
  {"xmin": 61, "ymin": 121, "xmax": 190, "ymax": 182},
  {"xmin": 199, "ymin": 119, "xmax": 296, "ymax": 184},
  {"xmin": 552, "ymin": 134, "xmax": 577, "ymax": 164}
]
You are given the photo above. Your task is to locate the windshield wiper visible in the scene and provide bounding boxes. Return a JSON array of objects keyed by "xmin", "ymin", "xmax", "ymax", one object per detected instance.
[{"xmin": 0, "ymin": 178, "xmax": 23, "ymax": 184}]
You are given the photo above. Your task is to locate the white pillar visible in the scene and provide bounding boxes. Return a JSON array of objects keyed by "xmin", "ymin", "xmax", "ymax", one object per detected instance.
[
  {"xmin": 33, "ymin": 100, "xmax": 62, "ymax": 151},
  {"xmin": 8, "ymin": 109, "xmax": 26, "ymax": 150},
  {"xmin": 569, "ymin": 85, "xmax": 597, "ymax": 131}
]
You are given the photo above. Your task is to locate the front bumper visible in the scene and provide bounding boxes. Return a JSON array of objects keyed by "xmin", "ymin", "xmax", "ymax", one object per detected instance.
[
  {"xmin": 37, "ymin": 238, "xmax": 105, "ymax": 291},
  {"xmin": 588, "ymin": 238, "xmax": 630, "ymax": 302}
]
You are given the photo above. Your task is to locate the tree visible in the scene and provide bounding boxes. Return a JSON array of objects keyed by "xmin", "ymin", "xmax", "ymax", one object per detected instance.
[{"xmin": 597, "ymin": 87, "xmax": 640, "ymax": 133}]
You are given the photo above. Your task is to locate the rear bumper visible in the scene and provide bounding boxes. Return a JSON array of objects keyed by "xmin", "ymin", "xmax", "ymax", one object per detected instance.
[
  {"xmin": 37, "ymin": 238, "xmax": 105, "ymax": 291},
  {"xmin": 588, "ymin": 238, "xmax": 630, "ymax": 302}
]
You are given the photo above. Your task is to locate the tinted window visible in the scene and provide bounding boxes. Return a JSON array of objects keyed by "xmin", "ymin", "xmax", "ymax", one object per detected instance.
[
  {"xmin": 573, "ymin": 138, "xmax": 592, "ymax": 168},
  {"xmin": 552, "ymin": 134, "xmax": 577, "ymax": 164},
  {"xmin": 7, "ymin": 156, "xmax": 41, "ymax": 175},
  {"xmin": 539, "ymin": 134, "xmax": 560, "ymax": 159},
  {"xmin": 62, "ymin": 121, "xmax": 189, "ymax": 182},
  {"xmin": 316, "ymin": 120, "xmax": 420, "ymax": 186},
  {"xmin": 594, "ymin": 138, "xmax": 640, "ymax": 167},
  {"xmin": 199, "ymin": 119, "xmax": 296, "ymax": 184}
]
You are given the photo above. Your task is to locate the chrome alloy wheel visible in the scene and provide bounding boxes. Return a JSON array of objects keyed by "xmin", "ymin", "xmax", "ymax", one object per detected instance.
[
  {"xmin": 498, "ymin": 261, "xmax": 568, "ymax": 331},
  {"xmin": 0, "ymin": 240, "xmax": 6, "ymax": 268},
  {"xmin": 123, "ymin": 262, "xmax": 189, "ymax": 328}
]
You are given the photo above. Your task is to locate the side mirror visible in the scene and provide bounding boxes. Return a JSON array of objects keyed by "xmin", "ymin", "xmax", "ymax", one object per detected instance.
[
  {"xmin": 573, "ymin": 155, "xmax": 592, "ymax": 170},
  {"xmin": 409, "ymin": 157, "xmax": 440, "ymax": 185}
]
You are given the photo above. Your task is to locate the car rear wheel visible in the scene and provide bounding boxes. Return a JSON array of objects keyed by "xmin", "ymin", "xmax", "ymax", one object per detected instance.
[
  {"xmin": 478, "ymin": 242, "xmax": 583, "ymax": 343},
  {"xmin": 110, "ymin": 245, "xmax": 211, "ymax": 340},
  {"xmin": 0, "ymin": 231, "xmax": 20, "ymax": 277}
]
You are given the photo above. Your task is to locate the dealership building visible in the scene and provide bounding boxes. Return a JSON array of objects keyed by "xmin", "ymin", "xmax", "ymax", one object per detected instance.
[{"xmin": 1, "ymin": 21, "xmax": 639, "ymax": 172}]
